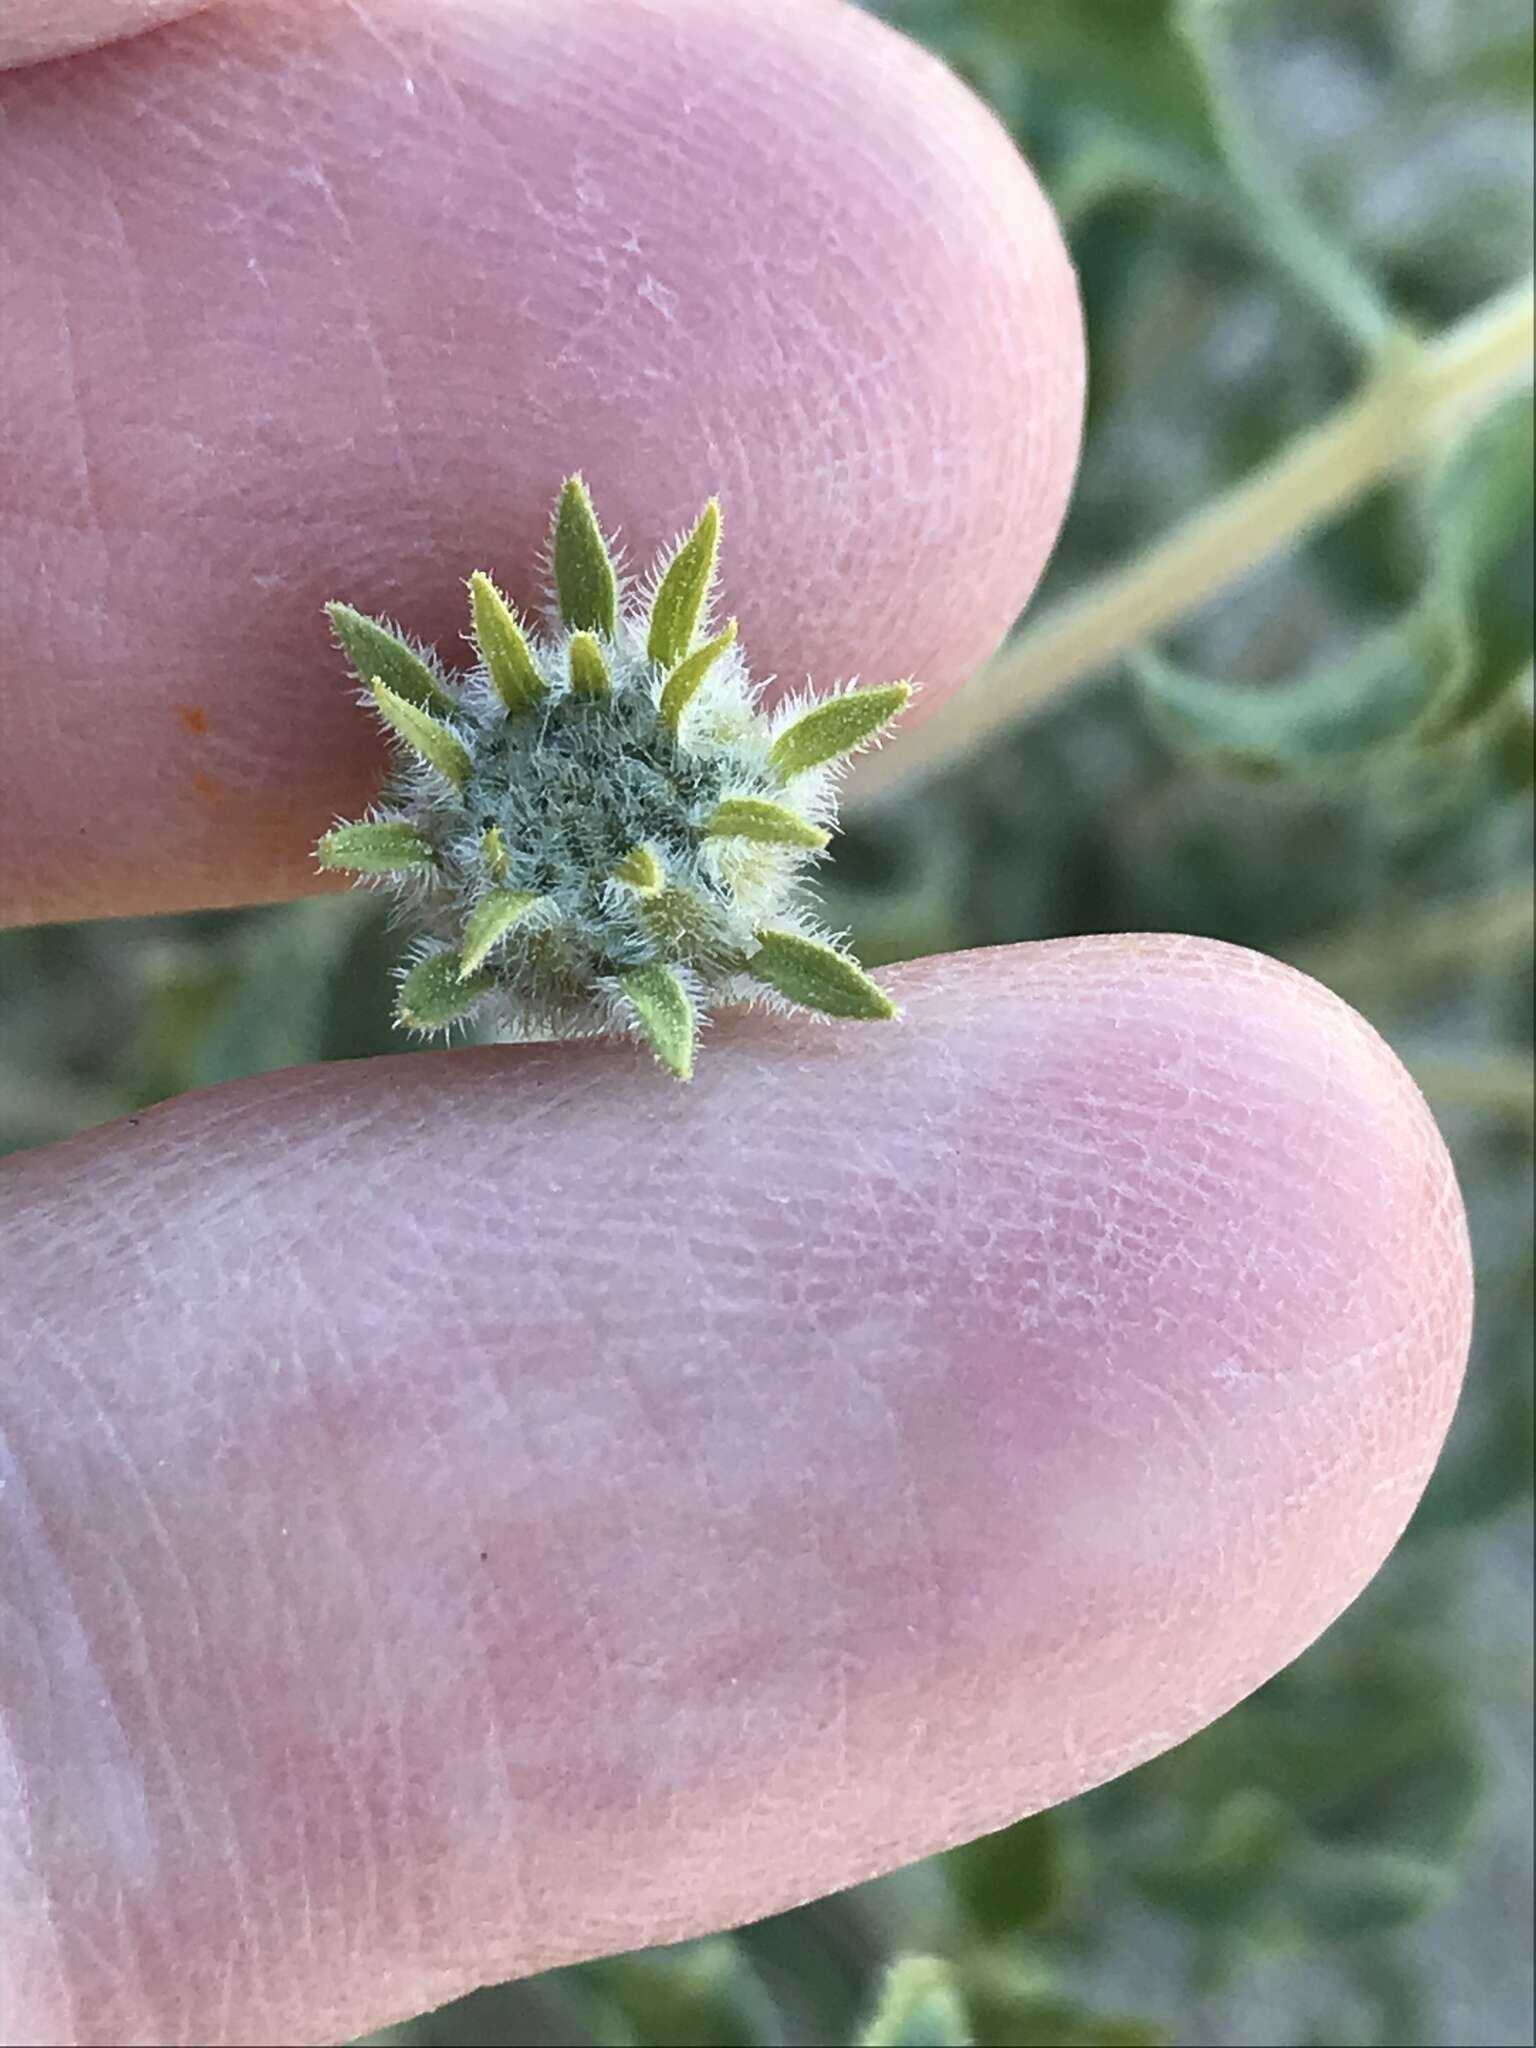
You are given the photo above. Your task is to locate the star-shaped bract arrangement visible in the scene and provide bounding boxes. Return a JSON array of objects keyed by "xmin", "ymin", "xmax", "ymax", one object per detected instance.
[{"xmin": 317, "ymin": 478, "xmax": 911, "ymax": 1079}]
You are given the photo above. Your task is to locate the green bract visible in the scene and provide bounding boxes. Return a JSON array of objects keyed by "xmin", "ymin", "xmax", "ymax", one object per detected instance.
[{"xmin": 316, "ymin": 477, "xmax": 912, "ymax": 1078}]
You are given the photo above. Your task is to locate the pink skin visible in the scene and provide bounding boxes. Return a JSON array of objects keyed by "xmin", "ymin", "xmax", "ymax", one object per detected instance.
[
  {"xmin": 2, "ymin": 943, "xmax": 1470, "ymax": 2046},
  {"xmin": 0, "ymin": 6, "xmax": 1472, "ymax": 2047},
  {"xmin": 0, "ymin": 0, "xmax": 1081, "ymax": 923},
  {"xmin": 0, "ymin": 0, "xmax": 211, "ymax": 69}
]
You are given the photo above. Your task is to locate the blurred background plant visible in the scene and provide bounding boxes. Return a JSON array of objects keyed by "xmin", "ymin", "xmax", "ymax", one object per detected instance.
[{"xmin": 1, "ymin": 1, "xmax": 1530, "ymax": 2043}]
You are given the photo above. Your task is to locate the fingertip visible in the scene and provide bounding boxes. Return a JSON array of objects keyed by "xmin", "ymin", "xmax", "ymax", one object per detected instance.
[
  {"xmin": 0, "ymin": 936, "xmax": 1470, "ymax": 2046},
  {"xmin": 2, "ymin": 0, "xmax": 1083, "ymax": 921}
]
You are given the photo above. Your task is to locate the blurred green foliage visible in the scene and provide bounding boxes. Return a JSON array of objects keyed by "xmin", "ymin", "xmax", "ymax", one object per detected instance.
[{"xmin": 1, "ymin": 1, "xmax": 1531, "ymax": 2043}]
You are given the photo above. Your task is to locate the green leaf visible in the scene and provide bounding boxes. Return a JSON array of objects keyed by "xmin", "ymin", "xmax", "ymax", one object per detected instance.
[
  {"xmin": 396, "ymin": 951, "xmax": 491, "ymax": 1030},
  {"xmin": 859, "ymin": 1957, "xmax": 972, "ymax": 2048},
  {"xmin": 975, "ymin": 1998, "xmax": 1167, "ymax": 2048},
  {"xmin": 315, "ymin": 821, "xmax": 435, "ymax": 874},
  {"xmin": 1292, "ymin": 1845, "xmax": 1451, "ymax": 1940},
  {"xmin": 369, "ymin": 679, "xmax": 473, "ymax": 790},
  {"xmin": 1053, "ymin": 128, "xmax": 1245, "ymax": 235},
  {"xmin": 1138, "ymin": 391, "xmax": 1535, "ymax": 781},
  {"xmin": 588, "ymin": 1938, "xmax": 778, "ymax": 2048},
  {"xmin": 469, "ymin": 572, "xmax": 546, "ymax": 713},
  {"xmin": 962, "ymin": 1956, "xmax": 1170, "ymax": 2048},
  {"xmin": 769, "ymin": 683, "xmax": 912, "ymax": 778},
  {"xmin": 568, "ymin": 631, "xmax": 612, "ymax": 699},
  {"xmin": 944, "ymin": 1809, "xmax": 1083, "ymax": 1939},
  {"xmin": 704, "ymin": 798, "xmax": 829, "ymax": 849},
  {"xmin": 327, "ymin": 603, "xmax": 457, "ymax": 717},
  {"xmin": 648, "ymin": 499, "xmax": 721, "ymax": 669},
  {"xmin": 1135, "ymin": 593, "xmax": 1472, "ymax": 778},
  {"xmin": 751, "ymin": 931, "xmax": 896, "ymax": 1020},
  {"xmin": 1417, "ymin": 391, "xmax": 1536, "ymax": 737},
  {"xmin": 1132, "ymin": 1790, "xmax": 1296, "ymax": 1929},
  {"xmin": 553, "ymin": 475, "xmax": 617, "ymax": 635},
  {"xmin": 458, "ymin": 889, "xmax": 543, "ymax": 977},
  {"xmin": 659, "ymin": 621, "xmax": 738, "ymax": 736},
  {"xmin": 619, "ymin": 963, "xmax": 696, "ymax": 1080},
  {"xmin": 1173, "ymin": 0, "xmax": 1398, "ymax": 353}
]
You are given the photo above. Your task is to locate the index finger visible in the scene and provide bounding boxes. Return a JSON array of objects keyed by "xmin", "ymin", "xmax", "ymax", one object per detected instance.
[{"xmin": 0, "ymin": 0, "xmax": 1084, "ymax": 926}]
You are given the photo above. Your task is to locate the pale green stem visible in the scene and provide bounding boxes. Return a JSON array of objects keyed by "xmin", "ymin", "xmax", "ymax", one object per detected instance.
[{"xmin": 854, "ymin": 276, "xmax": 1535, "ymax": 807}]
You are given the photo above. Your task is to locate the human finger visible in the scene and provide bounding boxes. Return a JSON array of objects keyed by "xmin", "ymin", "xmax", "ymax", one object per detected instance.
[
  {"xmin": 0, "ymin": 0, "xmax": 1084, "ymax": 925},
  {"xmin": 0, "ymin": 936, "xmax": 1470, "ymax": 2046},
  {"xmin": 0, "ymin": 0, "xmax": 211, "ymax": 71}
]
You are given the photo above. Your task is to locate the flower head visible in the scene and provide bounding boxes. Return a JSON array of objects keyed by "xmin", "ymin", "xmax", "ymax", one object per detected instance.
[{"xmin": 317, "ymin": 478, "xmax": 911, "ymax": 1079}]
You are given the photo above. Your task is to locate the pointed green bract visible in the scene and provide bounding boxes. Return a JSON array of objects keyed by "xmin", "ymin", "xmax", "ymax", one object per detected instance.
[
  {"xmin": 397, "ymin": 950, "xmax": 492, "ymax": 1029},
  {"xmin": 704, "ymin": 798, "xmax": 829, "ymax": 849},
  {"xmin": 369, "ymin": 678, "xmax": 473, "ymax": 789},
  {"xmin": 481, "ymin": 824, "xmax": 510, "ymax": 882},
  {"xmin": 470, "ymin": 573, "xmax": 546, "ymax": 713},
  {"xmin": 619, "ymin": 963, "xmax": 696, "ymax": 1080},
  {"xmin": 614, "ymin": 844, "xmax": 663, "ymax": 891},
  {"xmin": 569, "ymin": 631, "xmax": 611, "ymax": 698},
  {"xmin": 316, "ymin": 821, "xmax": 435, "ymax": 873},
  {"xmin": 648, "ymin": 499, "xmax": 721, "ymax": 669},
  {"xmin": 659, "ymin": 621, "xmax": 738, "ymax": 736},
  {"xmin": 553, "ymin": 475, "xmax": 617, "ymax": 635},
  {"xmin": 328, "ymin": 603, "xmax": 457, "ymax": 717},
  {"xmin": 458, "ymin": 889, "xmax": 543, "ymax": 977},
  {"xmin": 752, "ymin": 930, "xmax": 896, "ymax": 1020},
  {"xmin": 769, "ymin": 682, "xmax": 912, "ymax": 779}
]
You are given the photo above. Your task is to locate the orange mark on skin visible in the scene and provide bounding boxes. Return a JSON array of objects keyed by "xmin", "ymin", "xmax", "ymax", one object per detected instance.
[
  {"xmin": 191, "ymin": 767, "xmax": 226, "ymax": 810},
  {"xmin": 175, "ymin": 702, "xmax": 210, "ymax": 736}
]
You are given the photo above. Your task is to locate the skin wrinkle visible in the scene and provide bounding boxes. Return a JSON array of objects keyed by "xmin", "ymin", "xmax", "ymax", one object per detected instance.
[
  {"xmin": 0, "ymin": 0, "xmax": 1083, "ymax": 924},
  {"xmin": 0, "ymin": 935, "xmax": 1471, "ymax": 2046},
  {"xmin": 0, "ymin": 1, "xmax": 216, "ymax": 69},
  {"xmin": 0, "ymin": 1449, "xmax": 151, "ymax": 2043}
]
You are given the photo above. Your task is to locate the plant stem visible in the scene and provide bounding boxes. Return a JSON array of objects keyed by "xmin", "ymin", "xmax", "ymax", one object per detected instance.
[{"xmin": 854, "ymin": 276, "xmax": 1535, "ymax": 806}]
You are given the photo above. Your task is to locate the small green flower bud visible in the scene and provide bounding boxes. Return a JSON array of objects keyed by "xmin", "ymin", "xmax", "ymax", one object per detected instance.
[{"xmin": 318, "ymin": 478, "xmax": 914, "ymax": 1076}]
